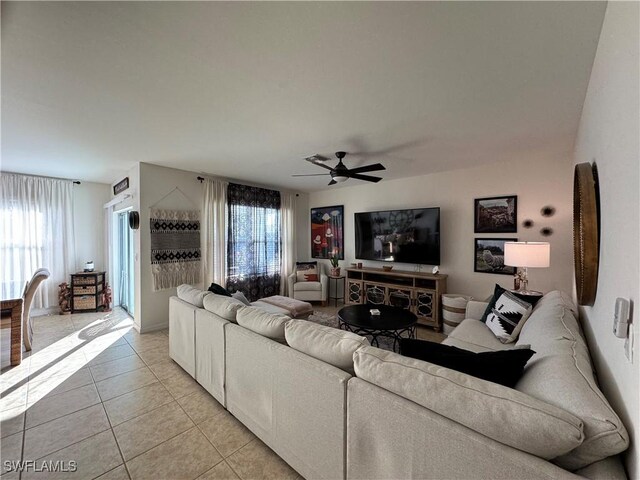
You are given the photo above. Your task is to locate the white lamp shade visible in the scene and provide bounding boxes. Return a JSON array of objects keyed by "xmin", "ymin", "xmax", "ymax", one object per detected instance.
[{"xmin": 504, "ymin": 242, "xmax": 550, "ymax": 268}]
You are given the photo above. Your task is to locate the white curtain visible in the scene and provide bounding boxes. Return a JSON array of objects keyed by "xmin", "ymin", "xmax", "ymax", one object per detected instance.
[
  {"xmin": 280, "ymin": 192, "xmax": 297, "ymax": 296},
  {"xmin": 201, "ymin": 177, "xmax": 228, "ymax": 287},
  {"xmin": 0, "ymin": 173, "xmax": 76, "ymax": 308}
]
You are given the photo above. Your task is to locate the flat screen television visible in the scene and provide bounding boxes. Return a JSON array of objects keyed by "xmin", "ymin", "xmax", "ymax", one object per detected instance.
[{"xmin": 354, "ymin": 207, "xmax": 440, "ymax": 265}]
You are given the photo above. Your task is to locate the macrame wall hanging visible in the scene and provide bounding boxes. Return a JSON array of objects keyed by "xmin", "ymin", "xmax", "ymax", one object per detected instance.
[{"xmin": 149, "ymin": 187, "xmax": 201, "ymax": 291}]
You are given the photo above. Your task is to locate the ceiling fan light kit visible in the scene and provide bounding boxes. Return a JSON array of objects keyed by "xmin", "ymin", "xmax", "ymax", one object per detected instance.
[{"xmin": 293, "ymin": 151, "xmax": 386, "ymax": 186}]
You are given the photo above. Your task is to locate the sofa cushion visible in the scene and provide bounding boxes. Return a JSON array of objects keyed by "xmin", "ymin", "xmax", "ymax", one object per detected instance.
[
  {"xmin": 485, "ymin": 291, "xmax": 533, "ymax": 343},
  {"xmin": 285, "ymin": 319, "xmax": 369, "ymax": 374},
  {"xmin": 203, "ymin": 293, "xmax": 245, "ymax": 322},
  {"xmin": 354, "ymin": 346, "xmax": 584, "ymax": 459},
  {"xmin": 532, "ymin": 289, "xmax": 578, "ymax": 316},
  {"xmin": 236, "ymin": 306, "xmax": 289, "ymax": 342},
  {"xmin": 294, "ymin": 281, "xmax": 322, "ymax": 292},
  {"xmin": 516, "ymin": 297, "xmax": 629, "ymax": 469},
  {"xmin": 176, "ymin": 284, "xmax": 211, "ymax": 308},
  {"xmin": 399, "ymin": 339, "xmax": 535, "ymax": 388},
  {"xmin": 443, "ymin": 319, "xmax": 512, "ymax": 352}
]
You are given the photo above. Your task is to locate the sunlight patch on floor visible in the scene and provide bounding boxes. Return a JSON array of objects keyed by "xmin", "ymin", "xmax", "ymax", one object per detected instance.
[{"xmin": 0, "ymin": 308, "xmax": 134, "ymax": 418}]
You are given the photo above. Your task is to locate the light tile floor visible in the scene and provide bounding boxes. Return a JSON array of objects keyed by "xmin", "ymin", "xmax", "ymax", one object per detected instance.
[{"xmin": 0, "ymin": 309, "xmax": 302, "ymax": 480}]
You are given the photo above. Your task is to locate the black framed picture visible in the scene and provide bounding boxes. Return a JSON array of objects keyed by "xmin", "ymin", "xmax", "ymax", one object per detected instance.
[
  {"xmin": 474, "ymin": 238, "xmax": 517, "ymax": 275},
  {"xmin": 474, "ymin": 195, "xmax": 517, "ymax": 233},
  {"xmin": 113, "ymin": 177, "xmax": 130, "ymax": 195},
  {"xmin": 311, "ymin": 205, "xmax": 344, "ymax": 259}
]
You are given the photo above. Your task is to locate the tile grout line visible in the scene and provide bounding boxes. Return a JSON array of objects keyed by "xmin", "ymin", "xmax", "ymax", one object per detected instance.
[{"xmin": 87, "ymin": 345, "xmax": 132, "ymax": 480}]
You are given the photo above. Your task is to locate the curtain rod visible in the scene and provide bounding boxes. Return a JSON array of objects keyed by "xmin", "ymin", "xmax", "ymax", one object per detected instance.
[
  {"xmin": 3, "ymin": 171, "xmax": 81, "ymax": 184},
  {"xmin": 196, "ymin": 175, "xmax": 299, "ymax": 196}
]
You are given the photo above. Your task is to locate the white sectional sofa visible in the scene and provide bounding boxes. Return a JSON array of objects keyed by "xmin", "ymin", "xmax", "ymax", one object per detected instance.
[{"xmin": 169, "ymin": 288, "xmax": 629, "ymax": 480}]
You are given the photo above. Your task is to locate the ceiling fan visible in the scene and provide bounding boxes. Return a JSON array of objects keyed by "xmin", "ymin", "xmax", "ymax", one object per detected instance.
[{"xmin": 292, "ymin": 151, "xmax": 385, "ymax": 186}]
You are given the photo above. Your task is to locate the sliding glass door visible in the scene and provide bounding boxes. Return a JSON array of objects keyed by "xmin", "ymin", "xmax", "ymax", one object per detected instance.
[{"xmin": 116, "ymin": 210, "xmax": 135, "ymax": 314}]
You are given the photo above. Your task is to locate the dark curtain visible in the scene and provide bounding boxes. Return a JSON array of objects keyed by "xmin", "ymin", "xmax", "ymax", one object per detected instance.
[{"xmin": 226, "ymin": 183, "xmax": 281, "ymax": 301}]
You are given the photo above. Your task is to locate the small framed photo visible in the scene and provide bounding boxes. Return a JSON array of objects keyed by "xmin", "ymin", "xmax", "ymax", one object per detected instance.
[
  {"xmin": 474, "ymin": 238, "xmax": 517, "ymax": 275},
  {"xmin": 474, "ymin": 195, "xmax": 517, "ymax": 233},
  {"xmin": 113, "ymin": 177, "xmax": 130, "ymax": 195}
]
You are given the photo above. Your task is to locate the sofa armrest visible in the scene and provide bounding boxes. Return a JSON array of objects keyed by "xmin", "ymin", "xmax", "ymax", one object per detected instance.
[
  {"xmin": 466, "ymin": 300, "xmax": 489, "ymax": 320},
  {"xmin": 287, "ymin": 273, "xmax": 297, "ymax": 298}
]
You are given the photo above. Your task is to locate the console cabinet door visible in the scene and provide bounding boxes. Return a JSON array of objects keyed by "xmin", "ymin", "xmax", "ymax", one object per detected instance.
[
  {"xmin": 347, "ymin": 280, "xmax": 364, "ymax": 304},
  {"xmin": 364, "ymin": 283, "xmax": 386, "ymax": 305},
  {"xmin": 413, "ymin": 289, "xmax": 439, "ymax": 330},
  {"xmin": 387, "ymin": 287, "xmax": 413, "ymax": 310}
]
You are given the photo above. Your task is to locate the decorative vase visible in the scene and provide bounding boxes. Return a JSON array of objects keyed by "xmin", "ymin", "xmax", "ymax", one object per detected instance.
[
  {"xmin": 330, "ymin": 267, "xmax": 341, "ymax": 277},
  {"xmin": 58, "ymin": 282, "xmax": 71, "ymax": 315}
]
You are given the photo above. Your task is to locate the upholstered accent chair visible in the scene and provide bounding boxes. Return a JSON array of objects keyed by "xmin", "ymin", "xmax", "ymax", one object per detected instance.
[
  {"xmin": 22, "ymin": 268, "xmax": 50, "ymax": 351},
  {"xmin": 288, "ymin": 263, "xmax": 328, "ymax": 305}
]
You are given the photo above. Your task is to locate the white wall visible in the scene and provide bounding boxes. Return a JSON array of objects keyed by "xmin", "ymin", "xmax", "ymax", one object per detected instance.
[
  {"xmin": 304, "ymin": 156, "xmax": 574, "ymax": 301},
  {"xmin": 573, "ymin": 3, "xmax": 639, "ymax": 477},
  {"xmin": 138, "ymin": 163, "xmax": 203, "ymax": 332},
  {"xmin": 73, "ymin": 181, "xmax": 110, "ymax": 272}
]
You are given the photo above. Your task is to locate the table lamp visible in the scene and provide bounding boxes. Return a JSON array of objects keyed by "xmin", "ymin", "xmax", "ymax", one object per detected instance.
[{"xmin": 504, "ymin": 242, "xmax": 550, "ymax": 295}]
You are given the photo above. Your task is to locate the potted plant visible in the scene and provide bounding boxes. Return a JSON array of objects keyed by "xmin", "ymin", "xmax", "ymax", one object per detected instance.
[{"xmin": 329, "ymin": 255, "xmax": 340, "ymax": 277}]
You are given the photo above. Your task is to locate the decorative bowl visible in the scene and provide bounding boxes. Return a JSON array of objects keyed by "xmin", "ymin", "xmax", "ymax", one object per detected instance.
[{"xmin": 382, "ymin": 265, "xmax": 393, "ymax": 272}]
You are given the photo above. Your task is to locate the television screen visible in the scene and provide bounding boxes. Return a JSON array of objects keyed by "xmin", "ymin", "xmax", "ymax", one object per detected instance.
[{"xmin": 354, "ymin": 208, "xmax": 440, "ymax": 265}]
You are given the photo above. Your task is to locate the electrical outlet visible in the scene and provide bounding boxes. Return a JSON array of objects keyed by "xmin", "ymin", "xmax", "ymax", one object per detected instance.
[{"xmin": 624, "ymin": 324, "xmax": 634, "ymax": 363}]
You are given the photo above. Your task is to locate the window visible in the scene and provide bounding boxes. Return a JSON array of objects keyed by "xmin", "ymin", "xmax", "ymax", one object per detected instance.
[
  {"xmin": 226, "ymin": 183, "xmax": 281, "ymax": 301},
  {"xmin": 0, "ymin": 204, "xmax": 45, "ymax": 299},
  {"xmin": 0, "ymin": 173, "xmax": 75, "ymax": 308}
]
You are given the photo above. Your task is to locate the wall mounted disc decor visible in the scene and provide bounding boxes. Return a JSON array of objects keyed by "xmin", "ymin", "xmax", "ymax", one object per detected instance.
[
  {"xmin": 573, "ymin": 163, "xmax": 600, "ymax": 306},
  {"xmin": 523, "ymin": 219, "xmax": 534, "ymax": 228},
  {"xmin": 128, "ymin": 211, "xmax": 140, "ymax": 230},
  {"xmin": 540, "ymin": 227, "xmax": 553, "ymax": 237},
  {"xmin": 541, "ymin": 205, "xmax": 556, "ymax": 217}
]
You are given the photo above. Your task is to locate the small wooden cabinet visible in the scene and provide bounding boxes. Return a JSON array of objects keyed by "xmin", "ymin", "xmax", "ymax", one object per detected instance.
[
  {"xmin": 71, "ymin": 272, "xmax": 106, "ymax": 313},
  {"xmin": 345, "ymin": 267, "xmax": 447, "ymax": 331}
]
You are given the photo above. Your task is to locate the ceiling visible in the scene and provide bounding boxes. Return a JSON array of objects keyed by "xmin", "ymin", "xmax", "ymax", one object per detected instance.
[{"xmin": 1, "ymin": 1, "xmax": 606, "ymax": 191}]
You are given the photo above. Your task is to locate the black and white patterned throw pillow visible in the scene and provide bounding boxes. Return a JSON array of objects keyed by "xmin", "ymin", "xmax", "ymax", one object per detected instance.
[{"xmin": 485, "ymin": 291, "xmax": 533, "ymax": 343}]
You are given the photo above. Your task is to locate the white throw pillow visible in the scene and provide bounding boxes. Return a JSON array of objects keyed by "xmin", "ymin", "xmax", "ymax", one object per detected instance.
[
  {"xmin": 176, "ymin": 284, "xmax": 210, "ymax": 308},
  {"xmin": 485, "ymin": 291, "xmax": 533, "ymax": 343},
  {"xmin": 231, "ymin": 291, "xmax": 251, "ymax": 306}
]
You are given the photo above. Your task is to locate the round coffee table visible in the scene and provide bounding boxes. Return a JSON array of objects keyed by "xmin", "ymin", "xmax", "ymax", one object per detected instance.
[{"xmin": 337, "ymin": 304, "xmax": 417, "ymax": 352}]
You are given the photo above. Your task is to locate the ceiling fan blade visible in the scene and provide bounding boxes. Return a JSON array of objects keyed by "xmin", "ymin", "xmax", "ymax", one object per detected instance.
[
  {"xmin": 348, "ymin": 173, "xmax": 382, "ymax": 183},
  {"xmin": 308, "ymin": 162, "xmax": 333, "ymax": 171},
  {"xmin": 328, "ymin": 179, "xmax": 337, "ymax": 186},
  {"xmin": 348, "ymin": 163, "xmax": 386, "ymax": 174},
  {"xmin": 291, "ymin": 173, "xmax": 331, "ymax": 177}
]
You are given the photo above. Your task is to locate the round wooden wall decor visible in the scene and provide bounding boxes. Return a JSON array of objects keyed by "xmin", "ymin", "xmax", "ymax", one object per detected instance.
[
  {"xmin": 128, "ymin": 211, "xmax": 140, "ymax": 230},
  {"xmin": 573, "ymin": 163, "xmax": 600, "ymax": 306}
]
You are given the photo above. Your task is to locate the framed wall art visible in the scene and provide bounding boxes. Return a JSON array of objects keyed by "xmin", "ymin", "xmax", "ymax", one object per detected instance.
[
  {"xmin": 474, "ymin": 238, "xmax": 517, "ymax": 275},
  {"xmin": 311, "ymin": 205, "xmax": 344, "ymax": 259},
  {"xmin": 474, "ymin": 195, "xmax": 517, "ymax": 233}
]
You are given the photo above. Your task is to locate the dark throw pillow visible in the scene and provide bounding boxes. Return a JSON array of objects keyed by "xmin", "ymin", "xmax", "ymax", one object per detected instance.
[
  {"xmin": 481, "ymin": 284, "xmax": 542, "ymax": 322},
  {"xmin": 208, "ymin": 282, "xmax": 231, "ymax": 297},
  {"xmin": 399, "ymin": 339, "xmax": 535, "ymax": 388}
]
